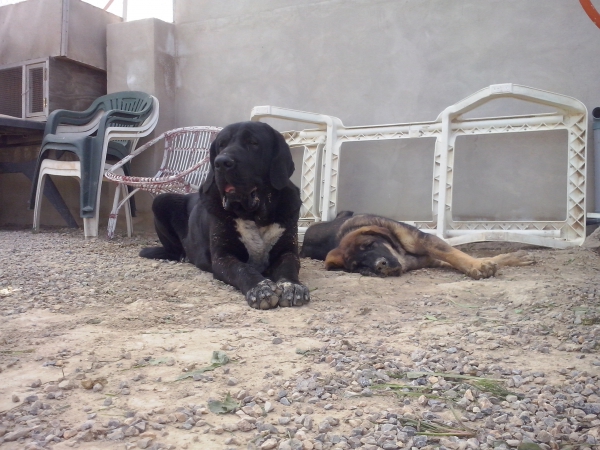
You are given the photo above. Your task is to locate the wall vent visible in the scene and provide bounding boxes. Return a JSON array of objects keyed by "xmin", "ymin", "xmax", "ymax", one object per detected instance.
[
  {"xmin": 28, "ymin": 66, "xmax": 45, "ymax": 115},
  {"xmin": 0, "ymin": 67, "xmax": 23, "ymax": 118},
  {"xmin": 0, "ymin": 62, "xmax": 47, "ymax": 119}
]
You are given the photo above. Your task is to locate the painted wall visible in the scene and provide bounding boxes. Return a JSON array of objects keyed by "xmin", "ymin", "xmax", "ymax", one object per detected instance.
[
  {"xmin": 106, "ymin": 0, "xmax": 600, "ymax": 230},
  {"xmin": 0, "ymin": 0, "xmax": 120, "ymax": 70}
]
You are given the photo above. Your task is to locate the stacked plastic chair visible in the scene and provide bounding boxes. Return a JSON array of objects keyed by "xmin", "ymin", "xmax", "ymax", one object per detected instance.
[{"xmin": 29, "ymin": 91, "xmax": 159, "ymax": 237}]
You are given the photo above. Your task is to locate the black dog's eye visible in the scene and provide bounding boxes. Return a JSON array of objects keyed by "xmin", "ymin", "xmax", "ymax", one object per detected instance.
[{"xmin": 248, "ymin": 138, "xmax": 259, "ymax": 147}]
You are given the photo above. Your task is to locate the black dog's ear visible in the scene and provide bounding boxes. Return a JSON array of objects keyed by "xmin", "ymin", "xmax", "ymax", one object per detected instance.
[
  {"xmin": 201, "ymin": 140, "xmax": 218, "ymax": 193},
  {"xmin": 269, "ymin": 129, "xmax": 295, "ymax": 190}
]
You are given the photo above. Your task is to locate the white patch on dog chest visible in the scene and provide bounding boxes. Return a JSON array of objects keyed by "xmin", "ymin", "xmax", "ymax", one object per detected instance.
[{"xmin": 234, "ymin": 219, "xmax": 285, "ymax": 272}]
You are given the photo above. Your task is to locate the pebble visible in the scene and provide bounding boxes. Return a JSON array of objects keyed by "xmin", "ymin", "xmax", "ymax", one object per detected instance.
[
  {"xmin": 261, "ymin": 438, "xmax": 278, "ymax": 449},
  {"xmin": 58, "ymin": 379, "xmax": 75, "ymax": 390},
  {"xmin": 278, "ymin": 439, "xmax": 303, "ymax": 450},
  {"xmin": 2, "ymin": 229, "xmax": 600, "ymax": 450}
]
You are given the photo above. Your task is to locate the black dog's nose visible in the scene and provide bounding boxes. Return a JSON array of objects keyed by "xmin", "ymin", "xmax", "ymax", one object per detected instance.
[
  {"xmin": 214, "ymin": 154, "xmax": 235, "ymax": 170},
  {"xmin": 375, "ymin": 257, "xmax": 388, "ymax": 273}
]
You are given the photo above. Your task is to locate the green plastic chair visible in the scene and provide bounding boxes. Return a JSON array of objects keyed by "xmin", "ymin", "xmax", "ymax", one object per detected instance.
[{"xmin": 28, "ymin": 91, "xmax": 156, "ymax": 233}]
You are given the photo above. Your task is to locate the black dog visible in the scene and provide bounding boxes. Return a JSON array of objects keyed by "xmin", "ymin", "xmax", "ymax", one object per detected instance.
[{"xmin": 140, "ymin": 122, "xmax": 310, "ymax": 309}]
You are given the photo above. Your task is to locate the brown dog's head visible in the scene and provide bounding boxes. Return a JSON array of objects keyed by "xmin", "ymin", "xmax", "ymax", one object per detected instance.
[
  {"xmin": 325, "ymin": 226, "xmax": 404, "ymax": 277},
  {"xmin": 202, "ymin": 122, "xmax": 294, "ymax": 213}
]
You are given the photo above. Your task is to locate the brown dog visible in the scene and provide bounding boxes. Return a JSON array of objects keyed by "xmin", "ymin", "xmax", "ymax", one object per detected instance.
[{"xmin": 301, "ymin": 213, "xmax": 533, "ymax": 278}]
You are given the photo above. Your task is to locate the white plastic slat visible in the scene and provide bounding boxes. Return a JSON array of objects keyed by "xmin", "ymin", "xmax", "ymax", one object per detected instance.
[{"xmin": 250, "ymin": 84, "xmax": 587, "ymax": 248}]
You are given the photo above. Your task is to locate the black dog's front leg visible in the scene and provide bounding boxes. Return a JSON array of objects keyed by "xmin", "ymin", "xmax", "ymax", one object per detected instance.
[
  {"xmin": 267, "ymin": 251, "xmax": 310, "ymax": 307},
  {"xmin": 212, "ymin": 255, "xmax": 281, "ymax": 310}
]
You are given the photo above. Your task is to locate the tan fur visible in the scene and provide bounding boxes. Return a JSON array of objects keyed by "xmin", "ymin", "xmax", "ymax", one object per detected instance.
[{"xmin": 332, "ymin": 215, "xmax": 534, "ymax": 279}]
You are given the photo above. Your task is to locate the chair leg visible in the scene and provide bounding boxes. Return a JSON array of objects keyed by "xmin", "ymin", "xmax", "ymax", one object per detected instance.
[
  {"xmin": 121, "ymin": 184, "xmax": 133, "ymax": 237},
  {"xmin": 107, "ymin": 182, "xmax": 122, "ymax": 239},
  {"xmin": 83, "ymin": 216, "xmax": 99, "ymax": 238},
  {"xmin": 32, "ymin": 172, "xmax": 47, "ymax": 233},
  {"xmin": 107, "ymin": 177, "xmax": 134, "ymax": 239}
]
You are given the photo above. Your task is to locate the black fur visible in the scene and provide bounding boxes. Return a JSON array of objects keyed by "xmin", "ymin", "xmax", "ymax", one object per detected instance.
[
  {"xmin": 140, "ymin": 122, "xmax": 310, "ymax": 309},
  {"xmin": 299, "ymin": 211, "xmax": 354, "ymax": 260}
]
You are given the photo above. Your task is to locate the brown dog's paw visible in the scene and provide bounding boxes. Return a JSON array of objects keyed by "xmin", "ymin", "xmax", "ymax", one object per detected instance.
[
  {"xmin": 467, "ymin": 260, "xmax": 498, "ymax": 279},
  {"xmin": 276, "ymin": 281, "xmax": 310, "ymax": 307},
  {"xmin": 246, "ymin": 280, "xmax": 281, "ymax": 310},
  {"xmin": 492, "ymin": 250, "xmax": 536, "ymax": 267}
]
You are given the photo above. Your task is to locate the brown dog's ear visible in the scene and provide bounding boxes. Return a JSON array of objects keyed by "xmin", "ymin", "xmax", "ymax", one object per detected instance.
[
  {"xmin": 325, "ymin": 247, "xmax": 346, "ymax": 270},
  {"xmin": 201, "ymin": 139, "xmax": 217, "ymax": 193},
  {"xmin": 354, "ymin": 226, "xmax": 400, "ymax": 250},
  {"xmin": 269, "ymin": 128, "xmax": 295, "ymax": 190}
]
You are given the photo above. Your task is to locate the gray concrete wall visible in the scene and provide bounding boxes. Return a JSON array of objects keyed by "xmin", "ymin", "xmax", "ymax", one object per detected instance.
[
  {"xmin": 168, "ymin": 0, "xmax": 600, "ymax": 222},
  {"xmin": 0, "ymin": 0, "xmax": 63, "ymax": 66},
  {"xmin": 106, "ymin": 18, "xmax": 178, "ymax": 232},
  {"xmin": 4, "ymin": 0, "xmax": 596, "ymax": 234},
  {"xmin": 65, "ymin": 0, "xmax": 122, "ymax": 70},
  {"xmin": 0, "ymin": 0, "xmax": 120, "ymax": 70}
]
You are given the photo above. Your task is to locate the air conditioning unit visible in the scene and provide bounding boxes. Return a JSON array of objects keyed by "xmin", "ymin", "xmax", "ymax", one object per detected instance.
[{"xmin": 0, "ymin": 61, "xmax": 47, "ymax": 120}]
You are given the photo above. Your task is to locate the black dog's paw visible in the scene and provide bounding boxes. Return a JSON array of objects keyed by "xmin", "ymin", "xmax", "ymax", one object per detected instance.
[
  {"xmin": 246, "ymin": 280, "xmax": 282, "ymax": 310},
  {"xmin": 276, "ymin": 280, "xmax": 310, "ymax": 307}
]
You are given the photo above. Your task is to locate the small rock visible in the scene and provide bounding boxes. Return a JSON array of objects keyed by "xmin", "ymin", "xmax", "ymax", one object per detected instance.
[
  {"xmin": 107, "ymin": 429, "xmax": 125, "ymax": 440},
  {"xmin": 227, "ymin": 377, "xmax": 238, "ymax": 386},
  {"xmin": 318, "ymin": 420, "xmax": 332, "ymax": 433},
  {"xmin": 237, "ymin": 419, "xmax": 254, "ymax": 432},
  {"xmin": 58, "ymin": 379, "xmax": 75, "ymax": 390},
  {"xmin": 537, "ymin": 430, "xmax": 552, "ymax": 443},
  {"xmin": 273, "ymin": 338, "xmax": 283, "ymax": 345},
  {"xmin": 261, "ymin": 438, "xmax": 278, "ymax": 449},
  {"xmin": 11, "ymin": 394, "xmax": 20, "ymax": 403},
  {"xmin": 63, "ymin": 428, "xmax": 79, "ymax": 439},
  {"xmin": 3, "ymin": 428, "xmax": 32, "ymax": 442},
  {"xmin": 278, "ymin": 439, "xmax": 303, "ymax": 450},
  {"xmin": 174, "ymin": 412, "xmax": 187, "ymax": 422},
  {"xmin": 137, "ymin": 437, "xmax": 153, "ymax": 449},
  {"xmin": 24, "ymin": 395, "xmax": 38, "ymax": 403}
]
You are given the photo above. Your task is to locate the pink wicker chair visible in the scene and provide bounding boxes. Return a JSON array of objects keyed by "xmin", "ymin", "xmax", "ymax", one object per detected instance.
[{"xmin": 105, "ymin": 126, "xmax": 221, "ymax": 238}]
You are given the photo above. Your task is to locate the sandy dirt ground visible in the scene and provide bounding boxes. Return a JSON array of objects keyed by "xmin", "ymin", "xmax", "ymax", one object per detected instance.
[{"xmin": 0, "ymin": 227, "xmax": 599, "ymax": 450}]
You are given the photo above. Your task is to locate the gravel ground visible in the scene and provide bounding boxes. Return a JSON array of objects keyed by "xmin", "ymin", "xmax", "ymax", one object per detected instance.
[{"xmin": 0, "ymin": 227, "xmax": 599, "ymax": 450}]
